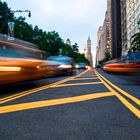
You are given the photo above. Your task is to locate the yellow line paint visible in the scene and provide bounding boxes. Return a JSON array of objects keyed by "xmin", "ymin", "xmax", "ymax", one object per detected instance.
[
  {"xmin": 95, "ymin": 70, "xmax": 140, "ymax": 119},
  {"xmin": 0, "ymin": 70, "xmax": 89, "ymax": 104},
  {"xmin": 0, "ymin": 92, "xmax": 114, "ymax": 114},
  {"xmin": 52, "ymin": 82, "xmax": 103, "ymax": 88},
  {"xmin": 72, "ymin": 77, "xmax": 98, "ymax": 80},
  {"xmin": 96, "ymin": 71, "xmax": 140, "ymax": 106}
]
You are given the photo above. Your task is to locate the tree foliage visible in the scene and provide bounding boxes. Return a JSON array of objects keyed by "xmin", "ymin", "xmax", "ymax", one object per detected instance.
[
  {"xmin": 0, "ymin": 1, "xmax": 88, "ymax": 64},
  {"xmin": 0, "ymin": 1, "xmax": 14, "ymax": 34}
]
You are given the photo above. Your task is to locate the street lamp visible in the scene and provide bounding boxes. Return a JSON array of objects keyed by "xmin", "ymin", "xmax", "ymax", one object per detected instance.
[{"xmin": 12, "ymin": 10, "xmax": 31, "ymax": 18}]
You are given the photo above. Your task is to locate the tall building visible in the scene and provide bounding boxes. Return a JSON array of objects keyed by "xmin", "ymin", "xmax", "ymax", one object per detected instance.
[
  {"xmin": 107, "ymin": 0, "xmax": 112, "ymax": 55},
  {"xmin": 85, "ymin": 36, "xmax": 93, "ymax": 67},
  {"xmin": 111, "ymin": 0, "xmax": 122, "ymax": 59},
  {"xmin": 102, "ymin": 11, "xmax": 111, "ymax": 57},
  {"xmin": 126, "ymin": 0, "xmax": 140, "ymax": 52},
  {"xmin": 120, "ymin": 0, "xmax": 127, "ymax": 55},
  {"xmin": 120, "ymin": 0, "xmax": 140, "ymax": 55},
  {"xmin": 96, "ymin": 26, "xmax": 103, "ymax": 64}
]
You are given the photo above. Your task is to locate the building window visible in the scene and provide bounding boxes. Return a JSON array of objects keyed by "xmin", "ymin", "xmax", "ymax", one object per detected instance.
[
  {"xmin": 138, "ymin": 14, "xmax": 140, "ymax": 19},
  {"xmin": 139, "ymin": 5, "xmax": 140, "ymax": 11},
  {"xmin": 138, "ymin": 24, "xmax": 140, "ymax": 29}
]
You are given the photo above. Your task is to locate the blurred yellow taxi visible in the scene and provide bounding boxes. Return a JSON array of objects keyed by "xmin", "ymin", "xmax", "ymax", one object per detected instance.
[{"xmin": 0, "ymin": 57, "xmax": 47, "ymax": 85}]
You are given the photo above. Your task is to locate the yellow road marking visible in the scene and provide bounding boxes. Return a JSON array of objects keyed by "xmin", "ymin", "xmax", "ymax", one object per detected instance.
[
  {"xmin": 52, "ymin": 82, "xmax": 103, "ymax": 88},
  {"xmin": 95, "ymin": 70, "xmax": 140, "ymax": 119},
  {"xmin": 0, "ymin": 70, "xmax": 89, "ymax": 104},
  {"xmin": 96, "ymin": 71, "xmax": 140, "ymax": 106},
  {"xmin": 72, "ymin": 77, "xmax": 98, "ymax": 80},
  {"xmin": 0, "ymin": 92, "xmax": 114, "ymax": 114}
]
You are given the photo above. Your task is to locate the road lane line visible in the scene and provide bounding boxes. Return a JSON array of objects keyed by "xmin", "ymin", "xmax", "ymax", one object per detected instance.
[
  {"xmin": 72, "ymin": 77, "xmax": 98, "ymax": 80},
  {"xmin": 0, "ymin": 92, "xmax": 114, "ymax": 114},
  {"xmin": 95, "ymin": 70, "xmax": 140, "ymax": 119},
  {"xmin": 51, "ymin": 82, "xmax": 103, "ymax": 88},
  {"xmin": 0, "ymin": 70, "xmax": 89, "ymax": 104},
  {"xmin": 96, "ymin": 71, "xmax": 140, "ymax": 106}
]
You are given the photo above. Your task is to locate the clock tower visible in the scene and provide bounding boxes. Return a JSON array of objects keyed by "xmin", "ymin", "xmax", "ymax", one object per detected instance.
[{"xmin": 85, "ymin": 36, "xmax": 93, "ymax": 67}]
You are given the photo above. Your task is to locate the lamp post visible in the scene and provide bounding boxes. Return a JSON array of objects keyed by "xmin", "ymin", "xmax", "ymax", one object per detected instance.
[{"xmin": 12, "ymin": 10, "xmax": 31, "ymax": 17}]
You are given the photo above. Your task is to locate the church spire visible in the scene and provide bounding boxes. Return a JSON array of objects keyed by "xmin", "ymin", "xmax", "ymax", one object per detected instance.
[
  {"xmin": 88, "ymin": 36, "xmax": 91, "ymax": 42},
  {"xmin": 85, "ymin": 36, "xmax": 93, "ymax": 67}
]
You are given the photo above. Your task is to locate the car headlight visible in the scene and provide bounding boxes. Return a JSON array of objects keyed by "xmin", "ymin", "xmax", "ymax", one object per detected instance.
[
  {"xmin": 75, "ymin": 65, "xmax": 79, "ymax": 68},
  {"xmin": 58, "ymin": 64, "xmax": 72, "ymax": 69},
  {"xmin": 0, "ymin": 66, "xmax": 21, "ymax": 72}
]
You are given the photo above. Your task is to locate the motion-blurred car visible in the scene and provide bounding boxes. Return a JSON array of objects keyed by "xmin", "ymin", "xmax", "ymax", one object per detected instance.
[
  {"xmin": 103, "ymin": 52, "xmax": 140, "ymax": 73},
  {"xmin": 0, "ymin": 48, "xmax": 63, "ymax": 85},
  {"xmin": 75, "ymin": 62, "xmax": 86, "ymax": 70},
  {"xmin": 47, "ymin": 55, "xmax": 74, "ymax": 75},
  {"xmin": 0, "ymin": 57, "xmax": 48, "ymax": 85}
]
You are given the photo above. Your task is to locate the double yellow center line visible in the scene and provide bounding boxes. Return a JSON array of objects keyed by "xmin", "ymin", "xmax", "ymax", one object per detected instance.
[
  {"xmin": 95, "ymin": 70, "xmax": 140, "ymax": 119},
  {"xmin": 0, "ymin": 69, "xmax": 139, "ymax": 120}
]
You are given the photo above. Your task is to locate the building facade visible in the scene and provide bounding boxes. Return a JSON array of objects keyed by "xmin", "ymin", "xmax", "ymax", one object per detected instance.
[
  {"xmin": 111, "ymin": 0, "xmax": 122, "ymax": 59},
  {"xmin": 96, "ymin": 0, "xmax": 140, "ymax": 63},
  {"xmin": 126, "ymin": 0, "xmax": 140, "ymax": 52},
  {"xmin": 120, "ymin": 0, "xmax": 140, "ymax": 55},
  {"xmin": 120, "ymin": 0, "xmax": 127, "ymax": 55},
  {"xmin": 107, "ymin": 0, "xmax": 112, "ymax": 55},
  {"xmin": 96, "ymin": 26, "xmax": 103, "ymax": 64},
  {"xmin": 96, "ymin": 1, "xmax": 112, "ymax": 65}
]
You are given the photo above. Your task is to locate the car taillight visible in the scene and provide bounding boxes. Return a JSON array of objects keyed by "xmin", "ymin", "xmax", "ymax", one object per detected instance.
[{"xmin": 124, "ymin": 64, "xmax": 140, "ymax": 68}]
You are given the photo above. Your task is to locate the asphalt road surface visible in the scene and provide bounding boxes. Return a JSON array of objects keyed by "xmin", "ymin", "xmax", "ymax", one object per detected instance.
[{"xmin": 0, "ymin": 69, "xmax": 140, "ymax": 140}]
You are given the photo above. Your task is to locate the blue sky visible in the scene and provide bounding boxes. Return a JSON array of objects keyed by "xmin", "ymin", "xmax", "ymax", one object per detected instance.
[{"xmin": 4, "ymin": 0, "xmax": 106, "ymax": 65}]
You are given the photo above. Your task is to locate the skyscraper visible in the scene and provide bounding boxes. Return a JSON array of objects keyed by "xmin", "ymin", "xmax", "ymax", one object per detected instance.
[
  {"xmin": 85, "ymin": 36, "xmax": 93, "ymax": 67},
  {"xmin": 111, "ymin": 0, "xmax": 122, "ymax": 58},
  {"xmin": 120, "ymin": 0, "xmax": 127, "ymax": 55},
  {"xmin": 96, "ymin": 26, "xmax": 103, "ymax": 65}
]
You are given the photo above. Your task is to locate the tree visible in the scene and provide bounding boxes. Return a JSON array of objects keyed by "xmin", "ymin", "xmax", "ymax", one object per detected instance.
[
  {"xmin": 72, "ymin": 43, "xmax": 79, "ymax": 53},
  {"xmin": 104, "ymin": 51, "xmax": 111, "ymax": 62},
  {"xmin": 43, "ymin": 31, "xmax": 64, "ymax": 55},
  {"xmin": 0, "ymin": 1, "xmax": 14, "ymax": 34},
  {"xmin": 61, "ymin": 44, "xmax": 73, "ymax": 56},
  {"xmin": 14, "ymin": 16, "xmax": 33, "ymax": 42},
  {"xmin": 130, "ymin": 32, "xmax": 140, "ymax": 51},
  {"xmin": 74, "ymin": 53, "xmax": 90, "ymax": 65}
]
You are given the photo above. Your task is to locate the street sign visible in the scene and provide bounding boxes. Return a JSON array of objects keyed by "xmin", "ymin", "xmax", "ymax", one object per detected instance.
[
  {"xmin": 59, "ymin": 48, "xmax": 62, "ymax": 56},
  {"xmin": 8, "ymin": 22, "xmax": 15, "ymax": 40}
]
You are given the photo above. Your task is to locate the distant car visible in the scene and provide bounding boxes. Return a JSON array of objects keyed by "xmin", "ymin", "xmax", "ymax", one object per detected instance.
[
  {"xmin": 47, "ymin": 55, "xmax": 74, "ymax": 75},
  {"xmin": 75, "ymin": 62, "xmax": 86, "ymax": 70},
  {"xmin": 103, "ymin": 52, "xmax": 140, "ymax": 73}
]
